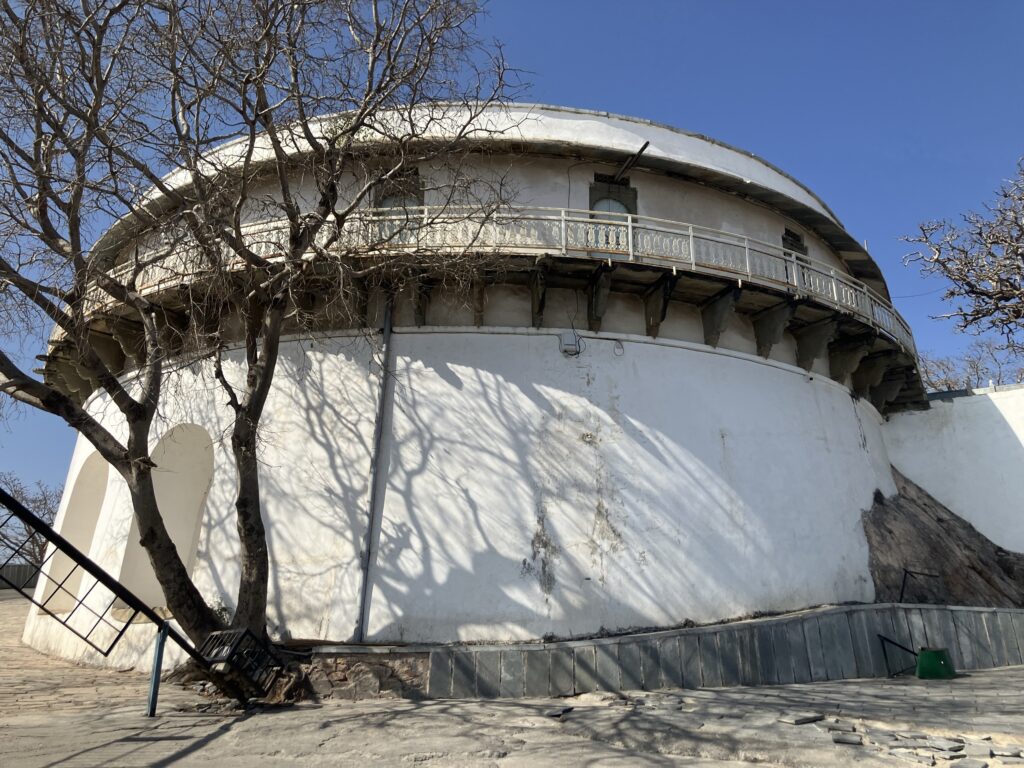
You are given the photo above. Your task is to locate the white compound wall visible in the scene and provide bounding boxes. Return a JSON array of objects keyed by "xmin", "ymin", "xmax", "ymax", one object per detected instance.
[{"xmin": 884, "ymin": 385, "xmax": 1024, "ymax": 553}]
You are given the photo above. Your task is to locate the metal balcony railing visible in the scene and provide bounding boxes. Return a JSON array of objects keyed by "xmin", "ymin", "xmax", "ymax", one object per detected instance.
[{"xmin": 80, "ymin": 206, "xmax": 916, "ymax": 356}]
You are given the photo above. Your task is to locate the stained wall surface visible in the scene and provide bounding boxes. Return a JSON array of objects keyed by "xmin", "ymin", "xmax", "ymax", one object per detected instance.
[
  {"xmin": 884, "ymin": 386, "xmax": 1024, "ymax": 553},
  {"xmin": 22, "ymin": 104, "xmax": 914, "ymax": 669}
]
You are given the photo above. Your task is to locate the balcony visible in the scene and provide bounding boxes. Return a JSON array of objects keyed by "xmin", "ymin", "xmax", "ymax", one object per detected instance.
[{"xmin": 85, "ymin": 206, "xmax": 916, "ymax": 359}]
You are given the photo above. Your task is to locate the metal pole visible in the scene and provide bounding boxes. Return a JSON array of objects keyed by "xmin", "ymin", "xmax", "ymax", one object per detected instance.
[
  {"xmin": 355, "ymin": 302, "xmax": 394, "ymax": 643},
  {"xmin": 147, "ymin": 623, "xmax": 169, "ymax": 717}
]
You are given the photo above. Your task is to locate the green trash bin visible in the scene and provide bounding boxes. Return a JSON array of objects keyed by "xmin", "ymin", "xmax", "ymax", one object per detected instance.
[{"xmin": 916, "ymin": 647, "xmax": 956, "ymax": 679}]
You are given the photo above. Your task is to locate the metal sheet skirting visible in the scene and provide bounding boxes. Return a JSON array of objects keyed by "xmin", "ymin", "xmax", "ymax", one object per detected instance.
[
  {"xmin": 422, "ymin": 603, "xmax": 1024, "ymax": 698},
  {"xmin": 0, "ymin": 563, "xmax": 39, "ymax": 590}
]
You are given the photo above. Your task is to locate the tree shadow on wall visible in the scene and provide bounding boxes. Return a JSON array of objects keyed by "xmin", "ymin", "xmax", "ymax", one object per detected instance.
[
  {"xmin": 273, "ymin": 331, "xmax": 801, "ymax": 644},
  {"xmin": 242, "ymin": 328, "xmax": 898, "ymax": 645},
  {"xmin": 256, "ymin": 335, "xmax": 382, "ymax": 640}
]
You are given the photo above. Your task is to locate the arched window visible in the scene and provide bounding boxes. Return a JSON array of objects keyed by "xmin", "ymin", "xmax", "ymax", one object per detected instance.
[
  {"xmin": 378, "ymin": 192, "xmax": 420, "ymax": 210},
  {"xmin": 588, "ymin": 174, "xmax": 637, "ymax": 256},
  {"xmin": 589, "ymin": 196, "xmax": 632, "ymax": 254},
  {"xmin": 591, "ymin": 197, "xmax": 630, "ymax": 217},
  {"xmin": 375, "ymin": 171, "xmax": 423, "ymax": 245}
]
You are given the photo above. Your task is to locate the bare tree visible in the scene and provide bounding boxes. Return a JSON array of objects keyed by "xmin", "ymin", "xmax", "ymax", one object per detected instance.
[
  {"xmin": 0, "ymin": 471, "xmax": 61, "ymax": 566},
  {"xmin": 917, "ymin": 339, "xmax": 1024, "ymax": 392},
  {"xmin": 151, "ymin": 0, "xmax": 514, "ymax": 637},
  {"xmin": 0, "ymin": 0, "xmax": 512, "ymax": 648},
  {"xmin": 905, "ymin": 160, "xmax": 1024, "ymax": 352},
  {"xmin": 917, "ymin": 352, "xmax": 963, "ymax": 393}
]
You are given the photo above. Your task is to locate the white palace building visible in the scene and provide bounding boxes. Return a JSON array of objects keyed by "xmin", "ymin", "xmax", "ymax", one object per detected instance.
[{"xmin": 23, "ymin": 105, "xmax": 1024, "ymax": 671}]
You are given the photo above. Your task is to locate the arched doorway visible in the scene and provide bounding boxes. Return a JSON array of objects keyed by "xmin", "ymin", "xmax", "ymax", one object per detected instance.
[
  {"xmin": 589, "ymin": 196, "xmax": 631, "ymax": 255},
  {"xmin": 117, "ymin": 424, "xmax": 215, "ymax": 609},
  {"xmin": 40, "ymin": 452, "xmax": 109, "ymax": 612}
]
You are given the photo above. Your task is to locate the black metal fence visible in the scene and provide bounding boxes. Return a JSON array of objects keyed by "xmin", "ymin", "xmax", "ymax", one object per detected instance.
[{"xmin": 0, "ymin": 485, "xmax": 204, "ymax": 664}]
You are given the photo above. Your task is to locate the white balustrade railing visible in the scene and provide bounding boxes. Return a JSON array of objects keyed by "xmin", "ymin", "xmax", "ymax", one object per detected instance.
[{"xmin": 81, "ymin": 206, "xmax": 916, "ymax": 355}]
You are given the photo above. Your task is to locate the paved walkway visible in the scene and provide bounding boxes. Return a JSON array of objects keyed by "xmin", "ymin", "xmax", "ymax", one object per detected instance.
[{"xmin": 1, "ymin": 592, "xmax": 1023, "ymax": 766}]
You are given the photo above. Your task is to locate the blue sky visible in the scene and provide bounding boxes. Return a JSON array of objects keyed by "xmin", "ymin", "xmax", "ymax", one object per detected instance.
[
  {"xmin": 3, "ymin": 0, "xmax": 1022, "ymax": 489},
  {"xmin": 479, "ymin": 0, "xmax": 1023, "ymax": 347}
]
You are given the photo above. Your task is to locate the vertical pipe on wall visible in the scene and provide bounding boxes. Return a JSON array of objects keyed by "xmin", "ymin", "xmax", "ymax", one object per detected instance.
[{"xmin": 354, "ymin": 302, "xmax": 395, "ymax": 643}]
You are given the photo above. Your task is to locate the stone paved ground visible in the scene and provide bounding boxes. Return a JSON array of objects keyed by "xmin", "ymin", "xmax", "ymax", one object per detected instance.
[{"xmin": 2, "ymin": 592, "xmax": 1024, "ymax": 767}]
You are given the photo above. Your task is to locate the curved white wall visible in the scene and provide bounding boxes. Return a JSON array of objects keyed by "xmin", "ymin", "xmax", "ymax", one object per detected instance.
[
  {"xmin": 35, "ymin": 451, "xmax": 109, "ymax": 611},
  {"xmin": 25, "ymin": 101, "xmax": 909, "ymax": 668},
  {"xmin": 23, "ymin": 334, "xmax": 381, "ymax": 667},
  {"xmin": 25, "ymin": 324, "xmax": 897, "ymax": 665},
  {"xmin": 884, "ymin": 386, "xmax": 1024, "ymax": 553},
  {"xmin": 365, "ymin": 329, "xmax": 890, "ymax": 643},
  {"xmin": 261, "ymin": 154, "xmax": 850, "ymax": 274}
]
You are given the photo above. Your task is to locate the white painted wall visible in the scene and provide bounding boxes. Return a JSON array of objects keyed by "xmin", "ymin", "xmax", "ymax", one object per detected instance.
[
  {"xmin": 24, "ymin": 321, "xmax": 894, "ymax": 666},
  {"xmin": 23, "ymin": 436, "xmax": 167, "ymax": 670},
  {"xmin": 447, "ymin": 155, "xmax": 848, "ymax": 271},
  {"xmin": 25, "ymin": 102, "xmax": 907, "ymax": 668},
  {"xmin": 23, "ymin": 334, "xmax": 382, "ymax": 668},
  {"xmin": 883, "ymin": 386, "xmax": 1024, "ymax": 553},
  {"xmin": 364, "ymin": 328, "xmax": 889, "ymax": 642},
  {"xmin": 36, "ymin": 451, "xmax": 108, "ymax": 612},
  {"xmin": 141, "ymin": 153, "xmax": 850, "ymax": 278},
  {"xmin": 117, "ymin": 424, "xmax": 215, "ymax": 607}
]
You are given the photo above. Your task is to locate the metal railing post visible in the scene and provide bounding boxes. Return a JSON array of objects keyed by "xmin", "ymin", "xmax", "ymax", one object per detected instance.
[
  {"xmin": 688, "ymin": 225, "xmax": 696, "ymax": 268},
  {"xmin": 147, "ymin": 622, "xmax": 169, "ymax": 717},
  {"xmin": 627, "ymin": 214, "xmax": 634, "ymax": 261},
  {"xmin": 560, "ymin": 209, "xmax": 567, "ymax": 255},
  {"xmin": 744, "ymin": 238, "xmax": 751, "ymax": 278}
]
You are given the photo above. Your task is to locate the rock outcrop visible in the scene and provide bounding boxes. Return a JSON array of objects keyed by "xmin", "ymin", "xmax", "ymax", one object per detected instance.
[{"xmin": 863, "ymin": 468, "xmax": 1024, "ymax": 607}]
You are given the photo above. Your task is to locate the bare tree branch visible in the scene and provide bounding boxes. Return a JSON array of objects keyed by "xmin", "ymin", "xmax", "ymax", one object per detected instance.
[
  {"xmin": 0, "ymin": 0, "xmax": 518, "ymax": 656},
  {"xmin": 905, "ymin": 159, "xmax": 1024, "ymax": 353}
]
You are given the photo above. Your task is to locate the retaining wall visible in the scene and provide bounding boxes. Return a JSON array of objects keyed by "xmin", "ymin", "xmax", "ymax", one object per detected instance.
[{"xmin": 417, "ymin": 603, "xmax": 1024, "ymax": 698}]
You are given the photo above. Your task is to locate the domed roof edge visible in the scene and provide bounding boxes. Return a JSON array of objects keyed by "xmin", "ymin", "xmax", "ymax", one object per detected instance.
[{"xmin": 507, "ymin": 102, "xmax": 845, "ymax": 222}]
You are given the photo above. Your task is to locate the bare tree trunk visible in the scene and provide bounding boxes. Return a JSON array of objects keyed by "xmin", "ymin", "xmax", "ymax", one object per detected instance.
[
  {"xmin": 0, "ymin": 0, "xmax": 511, "ymax": 671},
  {"xmin": 230, "ymin": 411, "xmax": 270, "ymax": 636},
  {"xmin": 225, "ymin": 300, "xmax": 284, "ymax": 636}
]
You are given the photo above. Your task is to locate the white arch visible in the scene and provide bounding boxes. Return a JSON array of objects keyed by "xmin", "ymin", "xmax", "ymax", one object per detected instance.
[
  {"xmin": 117, "ymin": 424, "xmax": 215, "ymax": 608},
  {"xmin": 39, "ymin": 452, "xmax": 109, "ymax": 612}
]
